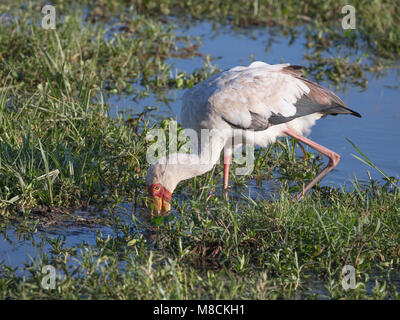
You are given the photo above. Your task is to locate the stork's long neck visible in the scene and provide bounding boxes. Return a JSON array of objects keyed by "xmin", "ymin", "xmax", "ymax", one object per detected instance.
[{"xmin": 155, "ymin": 130, "xmax": 228, "ymax": 193}]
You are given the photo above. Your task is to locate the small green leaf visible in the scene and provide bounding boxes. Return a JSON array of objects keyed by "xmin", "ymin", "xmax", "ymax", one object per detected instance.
[
  {"xmin": 373, "ymin": 219, "xmax": 381, "ymax": 236},
  {"xmin": 127, "ymin": 239, "xmax": 137, "ymax": 246},
  {"xmin": 150, "ymin": 216, "xmax": 164, "ymax": 227}
]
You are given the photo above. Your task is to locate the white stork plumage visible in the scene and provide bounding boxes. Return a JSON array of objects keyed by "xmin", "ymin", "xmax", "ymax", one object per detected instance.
[{"xmin": 146, "ymin": 61, "xmax": 361, "ymax": 215}]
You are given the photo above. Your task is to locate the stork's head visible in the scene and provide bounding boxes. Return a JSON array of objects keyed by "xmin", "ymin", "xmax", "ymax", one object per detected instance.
[
  {"xmin": 145, "ymin": 160, "xmax": 175, "ymax": 216},
  {"xmin": 145, "ymin": 153, "xmax": 203, "ymax": 216},
  {"xmin": 146, "ymin": 183, "xmax": 172, "ymax": 216}
]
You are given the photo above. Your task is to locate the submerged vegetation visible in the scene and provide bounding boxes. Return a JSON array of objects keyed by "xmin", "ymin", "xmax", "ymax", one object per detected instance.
[{"xmin": 0, "ymin": 1, "xmax": 399, "ymax": 299}]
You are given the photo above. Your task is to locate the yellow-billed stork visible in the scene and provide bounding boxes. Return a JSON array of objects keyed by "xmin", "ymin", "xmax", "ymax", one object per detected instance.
[{"xmin": 146, "ymin": 61, "xmax": 361, "ymax": 215}]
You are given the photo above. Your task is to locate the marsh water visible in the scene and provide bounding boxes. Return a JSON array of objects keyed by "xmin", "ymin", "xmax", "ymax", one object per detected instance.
[
  {"xmin": 1, "ymin": 20, "xmax": 399, "ymax": 295},
  {"xmin": 110, "ymin": 21, "xmax": 400, "ymax": 187}
]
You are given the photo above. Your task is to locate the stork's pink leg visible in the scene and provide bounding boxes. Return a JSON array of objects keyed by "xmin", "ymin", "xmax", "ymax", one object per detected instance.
[
  {"xmin": 223, "ymin": 154, "xmax": 231, "ymax": 190},
  {"xmin": 283, "ymin": 128, "xmax": 341, "ymax": 200}
]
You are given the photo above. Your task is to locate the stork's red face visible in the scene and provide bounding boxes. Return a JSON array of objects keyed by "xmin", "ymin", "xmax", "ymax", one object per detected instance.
[{"xmin": 147, "ymin": 183, "xmax": 172, "ymax": 216}]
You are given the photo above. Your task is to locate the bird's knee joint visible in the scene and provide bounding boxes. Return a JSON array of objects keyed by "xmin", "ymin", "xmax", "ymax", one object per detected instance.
[{"xmin": 329, "ymin": 153, "xmax": 340, "ymax": 167}]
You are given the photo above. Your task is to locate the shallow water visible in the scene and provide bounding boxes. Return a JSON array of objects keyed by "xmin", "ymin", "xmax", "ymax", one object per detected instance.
[
  {"xmin": 1, "ymin": 20, "xmax": 399, "ymax": 296},
  {"xmin": 0, "ymin": 207, "xmax": 134, "ymax": 277},
  {"xmin": 109, "ymin": 21, "xmax": 400, "ymax": 188}
]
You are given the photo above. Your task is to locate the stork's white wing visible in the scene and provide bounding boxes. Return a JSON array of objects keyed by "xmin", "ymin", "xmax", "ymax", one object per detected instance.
[
  {"xmin": 182, "ymin": 61, "xmax": 359, "ymax": 132},
  {"xmin": 206, "ymin": 62, "xmax": 310, "ymax": 130}
]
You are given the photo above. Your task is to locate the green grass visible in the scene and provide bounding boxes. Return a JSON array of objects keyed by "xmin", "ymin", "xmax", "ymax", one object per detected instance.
[
  {"xmin": 35, "ymin": 0, "xmax": 400, "ymax": 88},
  {"xmin": 0, "ymin": 1, "xmax": 399, "ymax": 300},
  {"xmin": 1, "ymin": 181, "xmax": 399, "ymax": 299}
]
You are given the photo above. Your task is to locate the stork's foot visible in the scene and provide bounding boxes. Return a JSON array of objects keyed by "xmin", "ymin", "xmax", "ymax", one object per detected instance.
[
  {"xmin": 284, "ymin": 128, "xmax": 341, "ymax": 200},
  {"xmin": 293, "ymin": 160, "xmax": 338, "ymax": 200},
  {"xmin": 206, "ymin": 189, "xmax": 214, "ymax": 202},
  {"xmin": 222, "ymin": 187, "xmax": 229, "ymax": 200},
  {"xmin": 294, "ymin": 139, "xmax": 308, "ymax": 162}
]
